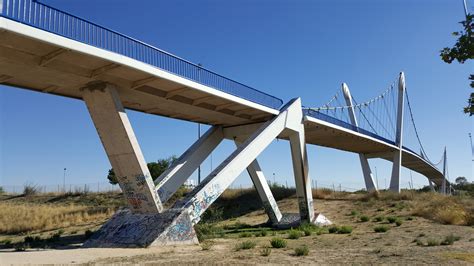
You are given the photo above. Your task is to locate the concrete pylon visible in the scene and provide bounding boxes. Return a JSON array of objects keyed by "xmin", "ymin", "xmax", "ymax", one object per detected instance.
[
  {"xmin": 389, "ymin": 72, "xmax": 406, "ymax": 193},
  {"xmin": 441, "ymin": 147, "xmax": 447, "ymax": 194},
  {"xmin": 341, "ymin": 83, "xmax": 378, "ymax": 192},
  {"xmin": 82, "ymin": 82, "xmax": 163, "ymax": 213}
]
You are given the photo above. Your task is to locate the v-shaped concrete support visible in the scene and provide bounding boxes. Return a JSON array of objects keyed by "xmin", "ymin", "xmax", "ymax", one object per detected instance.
[{"xmin": 85, "ymin": 98, "xmax": 328, "ymax": 248}]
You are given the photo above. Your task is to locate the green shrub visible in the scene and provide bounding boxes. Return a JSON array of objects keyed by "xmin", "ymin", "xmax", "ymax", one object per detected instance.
[
  {"xmin": 201, "ymin": 207, "xmax": 224, "ymax": 223},
  {"xmin": 14, "ymin": 243, "xmax": 28, "ymax": 252},
  {"xmin": 328, "ymin": 226, "xmax": 339, "ymax": 234},
  {"xmin": 360, "ymin": 215, "xmax": 370, "ymax": 222},
  {"xmin": 374, "ymin": 225, "xmax": 390, "ymax": 233},
  {"xmin": 337, "ymin": 226, "xmax": 353, "ymax": 234},
  {"xmin": 427, "ymin": 238, "xmax": 440, "ymax": 246},
  {"xmin": 395, "ymin": 220, "xmax": 403, "ymax": 226},
  {"xmin": 303, "ymin": 228, "xmax": 312, "ymax": 236},
  {"xmin": 195, "ymin": 223, "xmax": 224, "ymax": 241},
  {"xmin": 23, "ymin": 184, "xmax": 38, "ymax": 196},
  {"xmin": 235, "ymin": 240, "xmax": 256, "ymax": 251},
  {"xmin": 255, "ymin": 229, "xmax": 268, "ymax": 237},
  {"xmin": 294, "ymin": 245, "xmax": 309, "ymax": 256},
  {"xmin": 260, "ymin": 247, "xmax": 271, "ymax": 256},
  {"xmin": 239, "ymin": 232, "xmax": 252, "ymax": 238},
  {"xmin": 201, "ymin": 240, "xmax": 214, "ymax": 250},
  {"xmin": 387, "ymin": 217, "xmax": 397, "ymax": 223},
  {"xmin": 288, "ymin": 229, "xmax": 303, "ymax": 239},
  {"xmin": 441, "ymin": 234, "xmax": 461, "ymax": 245},
  {"xmin": 373, "ymin": 216, "xmax": 384, "ymax": 222},
  {"xmin": 84, "ymin": 230, "xmax": 94, "ymax": 239},
  {"xmin": 416, "ymin": 238, "xmax": 424, "ymax": 246},
  {"xmin": 350, "ymin": 210, "xmax": 359, "ymax": 216},
  {"xmin": 270, "ymin": 237, "xmax": 287, "ymax": 248}
]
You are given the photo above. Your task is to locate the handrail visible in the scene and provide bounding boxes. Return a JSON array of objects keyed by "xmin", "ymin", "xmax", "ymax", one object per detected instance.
[{"xmin": 0, "ymin": 0, "xmax": 283, "ymax": 110}]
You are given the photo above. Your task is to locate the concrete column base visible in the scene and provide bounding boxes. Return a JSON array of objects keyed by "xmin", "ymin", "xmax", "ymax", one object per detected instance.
[
  {"xmin": 83, "ymin": 208, "xmax": 198, "ymax": 248},
  {"xmin": 273, "ymin": 213, "xmax": 332, "ymax": 229}
]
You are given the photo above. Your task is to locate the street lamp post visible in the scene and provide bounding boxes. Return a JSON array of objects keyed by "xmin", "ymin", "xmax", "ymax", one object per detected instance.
[{"xmin": 63, "ymin": 168, "xmax": 67, "ymax": 192}]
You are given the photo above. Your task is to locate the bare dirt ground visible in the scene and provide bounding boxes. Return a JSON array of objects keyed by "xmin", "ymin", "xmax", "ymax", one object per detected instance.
[{"xmin": 1, "ymin": 193, "xmax": 473, "ymax": 265}]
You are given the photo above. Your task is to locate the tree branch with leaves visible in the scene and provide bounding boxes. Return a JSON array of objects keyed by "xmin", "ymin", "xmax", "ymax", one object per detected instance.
[{"xmin": 440, "ymin": 14, "xmax": 474, "ymax": 115}]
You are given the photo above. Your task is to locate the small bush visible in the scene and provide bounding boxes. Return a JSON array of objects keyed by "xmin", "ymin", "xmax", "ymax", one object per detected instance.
[
  {"xmin": 84, "ymin": 230, "xmax": 94, "ymax": 239},
  {"xmin": 350, "ymin": 210, "xmax": 359, "ymax": 216},
  {"xmin": 294, "ymin": 245, "xmax": 309, "ymax": 256},
  {"xmin": 395, "ymin": 220, "xmax": 403, "ymax": 226},
  {"xmin": 416, "ymin": 238, "xmax": 424, "ymax": 246},
  {"xmin": 387, "ymin": 216, "xmax": 397, "ymax": 223},
  {"xmin": 374, "ymin": 225, "xmax": 390, "ymax": 233},
  {"xmin": 0, "ymin": 186, "xmax": 4, "ymax": 194},
  {"xmin": 255, "ymin": 229, "xmax": 268, "ymax": 237},
  {"xmin": 23, "ymin": 184, "xmax": 38, "ymax": 196},
  {"xmin": 377, "ymin": 208, "xmax": 385, "ymax": 211},
  {"xmin": 303, "ymin": 228, "xmax": 312, "ymax": 236},
  {"xmin": 427, "ymin": 238, "xmax": 440, "ymax": 246},
  {"xmin": 406, "ymin": 217, "xmax": 414, "ymax": 221},
  {"xmin": 373, "ymin": 216, "xmax": 384, "ymax": 222},
  {"xmin": 14, "ymin": 243, "xmax": 28, "ymax": 252},
  {"xmin": 235, "ymin": 240, "xmax": 256, "ymax": 251},
  {"xmin": 360, "ymin": 215, "xmax": 370, "ymax": 222},
  {"xmin": 260, "ymin": 247, "xmax": 271, "ymax": 256},
  {"xmin": 201, "ymin": 240, "xmax": 214, "ymax": 250},
  {"xmin": 239, "ymin": 232, "xmax": 252, "ymax": 238},
  {"xmin": 337, "ymin": 226, "xmax": 353, "ymax": 234},
  {"xmin": 195, "ymin": 223, "xmax": 224, "ymax": 241},
  {"xmin": 441, "ymin": 234, "xmax": 461, "ymax": 245},
  {"xmin": 328, "ymin": 226, "xmax": 339, "ymax": 234},
  {"xmin": 270, "ymin": 237, "xmax": 287, "ymax": 248},
  {"xmin": 288, "ymin": 229, "xmax": 303, "ymax": 239}
]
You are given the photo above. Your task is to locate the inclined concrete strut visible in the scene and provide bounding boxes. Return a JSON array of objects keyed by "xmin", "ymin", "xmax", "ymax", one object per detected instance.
[
  {"xmin": 175, "ymin": 98, "xmax": 316, "ymax": 225},
  {"xmin": 341, "ymin": 83, "xmax": 378, "ymax": 192},
  {"xmin": 389, "ymin": 72, "xmax": 406, "ymax": 193},
  {"xmin": 155, "ymin": 126, "xmax": 224, "ymax": 202},
  {"xmin": 234, "ymin": 139, "xmax": 283, "ymax": 224},
  {"xmin": 82, "ymin": 82, "xmax": 163, "ymax": 213}
]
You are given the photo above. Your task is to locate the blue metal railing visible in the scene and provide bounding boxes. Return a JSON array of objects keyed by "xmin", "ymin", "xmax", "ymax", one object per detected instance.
[
  {"xmin": 0, "ymin": 0, "xmax": 283, "ymax": 110},
  {"xmin": 303, "ymin": 109, "xmax": 396, "ymax": 146}
]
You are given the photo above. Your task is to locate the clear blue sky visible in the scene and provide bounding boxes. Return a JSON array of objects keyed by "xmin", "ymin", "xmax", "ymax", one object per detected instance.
[{"xmin": 0, "ymin": 0, "xmax": 472, "ymax": 191}]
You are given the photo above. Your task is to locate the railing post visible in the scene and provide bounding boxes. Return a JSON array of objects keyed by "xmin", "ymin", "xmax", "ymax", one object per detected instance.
[
  {"xmin": 341, "ymin": 83, "xmax": 378, "ymax": 192},
  {"xmin": 389, "ymin": 72, "xmax": 405, "ymax": 193}
]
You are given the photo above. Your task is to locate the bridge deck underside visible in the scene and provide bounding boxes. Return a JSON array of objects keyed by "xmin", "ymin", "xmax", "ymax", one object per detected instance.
[
  {"xmin": 0, "ymin": 27, "xmax": 274, "ymax": 127},
  {"xmin": 303, "ymin": 117, "xmax": 444, "ymax": 187}
]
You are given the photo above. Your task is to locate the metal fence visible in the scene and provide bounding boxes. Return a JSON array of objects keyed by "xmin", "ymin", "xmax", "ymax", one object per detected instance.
[
  {"xmin": 0, "ymin": 0, "xmax": 283, "ymax": 110},
  {"xmin": 2, "ymin": 181, "xmax": 119, "ymax": 194}
]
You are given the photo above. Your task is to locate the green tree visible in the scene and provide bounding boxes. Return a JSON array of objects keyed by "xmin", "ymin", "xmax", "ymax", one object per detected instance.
[
  {"xmin": 107, "ymin": 156, "xmax": 177, "ymax": 185},
  {"xmin": 455, "ymin": 176, "xmax": 468, "ymax": 185},
  {"xmin": 440, "ymin": 14, "xmax": 474, "ymax": 115}
]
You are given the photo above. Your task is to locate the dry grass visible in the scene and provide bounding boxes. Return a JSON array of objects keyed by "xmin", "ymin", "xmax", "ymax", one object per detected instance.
[
  {"xmin": 0, "ymin": 202, "xmax": 115, "ymax": 234},
  {"xmin": 411, "ymin": 193, "xmax": 473, "ymax": 226}
]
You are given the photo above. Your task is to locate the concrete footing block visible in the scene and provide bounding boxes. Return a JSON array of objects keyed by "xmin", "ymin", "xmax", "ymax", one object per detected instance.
[
  {"xmin": 83, "ymin": 208, "xmax": 198, "ymax": 248},
  {"xmin": 273, "ymin": 212, "xmax": 332, "ymax": 229}
]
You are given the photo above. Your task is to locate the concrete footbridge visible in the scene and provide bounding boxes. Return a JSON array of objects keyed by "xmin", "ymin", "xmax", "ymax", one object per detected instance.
[{"xmin": 0, "ymin": 0, "xmax": 450, "ymax": 247}]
